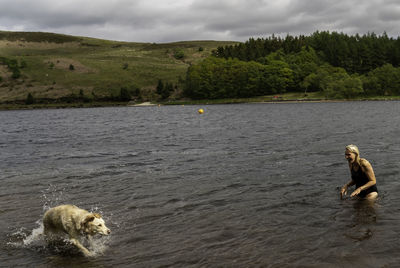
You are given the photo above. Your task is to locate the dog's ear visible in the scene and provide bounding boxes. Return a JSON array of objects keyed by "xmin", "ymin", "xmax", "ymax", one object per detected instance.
[
  {"xmin": 84, "ymin": 214, "xmax": 95, "ymax": 223},
  {"xmin": 80, "ymin": 214, "xmax": 95, "ymax": 230},
  {"xmin": 93, "ymin": 213, "xmax": 102, "ymax": 219}
]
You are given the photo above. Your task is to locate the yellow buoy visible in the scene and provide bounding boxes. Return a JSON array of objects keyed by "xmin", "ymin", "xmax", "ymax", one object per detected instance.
[{"xmin": 198, "ymin": 108, "xmax": 204, "ymax": 114}]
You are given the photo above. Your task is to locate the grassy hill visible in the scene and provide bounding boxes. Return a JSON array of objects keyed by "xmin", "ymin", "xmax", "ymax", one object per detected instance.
[{"xmin": 0, "ymin": 30, "xmax": 238, "ymax": 105}]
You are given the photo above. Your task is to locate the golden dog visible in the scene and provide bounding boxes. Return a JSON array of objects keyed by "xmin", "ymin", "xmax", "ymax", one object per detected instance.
[{"xmin": 43, "ymin": 204, "xmax": 111, "ymax": 256}]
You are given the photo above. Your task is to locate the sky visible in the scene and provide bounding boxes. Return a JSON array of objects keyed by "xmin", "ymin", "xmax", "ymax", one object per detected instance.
[{"xmin": 1, "ymin": 0, "xmax": 400, "ymax": 43}]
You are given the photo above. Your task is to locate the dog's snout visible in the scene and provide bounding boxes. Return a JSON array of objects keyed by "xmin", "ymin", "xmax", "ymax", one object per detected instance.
[{"xmin": 107, "ymin": 229, "xmax": 111, "ymax": 235}]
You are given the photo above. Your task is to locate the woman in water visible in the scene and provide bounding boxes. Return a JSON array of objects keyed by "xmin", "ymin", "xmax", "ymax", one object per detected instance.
[{"xmin": 341, "ymin": 144, "xmax": 378, "ymax": 200}]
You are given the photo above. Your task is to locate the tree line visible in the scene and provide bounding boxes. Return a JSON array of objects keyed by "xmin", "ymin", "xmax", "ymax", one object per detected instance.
[
  {"xmin": 184, "ymin": 31, "xmax": 400, "ymax": 99},
  {"xmin": 212, "ymin": 31, "xmax": 400, "ymax": 74}
]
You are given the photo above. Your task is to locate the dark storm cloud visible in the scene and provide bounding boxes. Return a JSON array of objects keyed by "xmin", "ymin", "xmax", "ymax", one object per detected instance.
[{"xmin": 0, "ymin": 0, "xmax": 399, "ymax": 42}]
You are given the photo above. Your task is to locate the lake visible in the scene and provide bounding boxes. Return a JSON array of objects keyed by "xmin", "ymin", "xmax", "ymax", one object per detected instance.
[{"xmin": 1, "ymin": 101, "xmax": 400, "ymax": 267}]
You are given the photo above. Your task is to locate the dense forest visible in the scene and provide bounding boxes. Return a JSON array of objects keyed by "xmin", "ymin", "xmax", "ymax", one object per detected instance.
[{"xmin": 184, "ymin": 31, "xmax": 400, "ymax": 99}]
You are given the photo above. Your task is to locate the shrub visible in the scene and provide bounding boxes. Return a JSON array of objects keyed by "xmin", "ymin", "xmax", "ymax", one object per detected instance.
[
  {"xmin": 11, "ymin": 68, "xmax": 21, "ymax": 79},
  {"xmin": 119, "ymin": 87, "xmax": 131, "ymax": 101},
  {"xmin": 26, "ymin": 93, "xmax": 34, "ymax": 104},
  {"xmin": 173, "ymin": 49, "xmax": 185, "ymax": 59},
  {"xmin": 20, "ymin": 60, "xmax": 27, "ymax": 68},
  {"xmin": 156, "ymin": 79, "xmax": 164, "ymax": 95}
]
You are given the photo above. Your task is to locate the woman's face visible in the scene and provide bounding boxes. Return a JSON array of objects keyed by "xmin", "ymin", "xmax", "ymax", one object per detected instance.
[{"xmin": 345, "ymin": 149, "xmax": 356, "ymax": 164}]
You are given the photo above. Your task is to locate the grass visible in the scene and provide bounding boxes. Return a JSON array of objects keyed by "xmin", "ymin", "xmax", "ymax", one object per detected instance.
[{"xmin": 0, "ymin": 31, "xmax": 239, "ymax": 104}]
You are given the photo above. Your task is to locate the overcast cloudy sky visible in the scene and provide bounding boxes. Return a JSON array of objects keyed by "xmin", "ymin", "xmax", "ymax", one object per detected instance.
[{"xmin": 1, "ymin": 0, "xmax": 400, "ymax": 43}]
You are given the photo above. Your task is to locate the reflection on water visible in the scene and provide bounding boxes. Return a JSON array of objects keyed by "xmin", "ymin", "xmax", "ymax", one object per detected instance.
[
  {"xmin": 344, "ymin": 199, "xmax": 377, "ymax": 241},
  {"xmin": 1, "ymin": 102, "xmax": 400, "ymax": 267}
]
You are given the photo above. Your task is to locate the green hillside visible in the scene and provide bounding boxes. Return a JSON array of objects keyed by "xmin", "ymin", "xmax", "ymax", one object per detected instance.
[{"xmin": 0, "ymin": 31, "xmax": 238, "ymax": 105}]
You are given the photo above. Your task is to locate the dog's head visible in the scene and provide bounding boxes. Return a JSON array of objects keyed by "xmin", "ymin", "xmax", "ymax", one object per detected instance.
[{"xmin": 81, "ymin": 213, "xmax": 111, "ymax": 236}]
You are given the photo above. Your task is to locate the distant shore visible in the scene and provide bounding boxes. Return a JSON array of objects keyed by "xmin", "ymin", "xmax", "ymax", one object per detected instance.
[
  {"xmin": 1, "ymin": 97, "xmax": 400, "ymax": 111},
  {"xmin": 162, "ymin": 96, "xmax": 400, "ymax": 106},
  {"xmin": 0, "ymin": 101, "xmax": 129, "ymax": 111}
]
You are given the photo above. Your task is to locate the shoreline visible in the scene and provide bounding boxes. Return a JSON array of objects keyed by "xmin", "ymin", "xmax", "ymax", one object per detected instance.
[
  {"xmin": 1, "ymin": 98, "xmax": 399, "ymax": 111},
  {"xmin": 0, "ymin": 101, "xmax": 129, "ymax": 111},
  {"xmin": 252, "ymin": 99, "xmax": 398, "ymax": 104},
  {"xmin": 128, "ymin": 101, "xmax": 158, "ymax": 107},
  {"xmin": 162, "ymin": 97, "xmax": 400, "ymax": 106}
]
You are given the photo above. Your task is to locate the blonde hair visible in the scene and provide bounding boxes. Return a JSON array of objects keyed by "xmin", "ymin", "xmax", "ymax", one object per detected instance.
[{"xmin": 345, "ymin": 144, "xmax": 361, "ymax": 166}]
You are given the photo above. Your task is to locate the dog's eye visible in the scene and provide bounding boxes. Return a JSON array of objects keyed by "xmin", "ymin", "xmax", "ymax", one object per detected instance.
[{"xmin": 98, "ymin": 224, "xmax": 102, "ymax": 226}]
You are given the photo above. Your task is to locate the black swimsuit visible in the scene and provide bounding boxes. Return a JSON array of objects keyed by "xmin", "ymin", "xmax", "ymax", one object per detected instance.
[{"xmin": 351, "ymin": 166, "xmax": 378, "ymax": 198}]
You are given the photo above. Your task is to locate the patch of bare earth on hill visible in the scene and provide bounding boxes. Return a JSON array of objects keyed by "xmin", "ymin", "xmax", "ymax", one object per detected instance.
[
  {"xmin": 45, "ymin": 58, "xmax": 97, "ymax": 73},
  {"xmin": 0, "ymin": 65, "xmax": 10, "ymax": 79}
]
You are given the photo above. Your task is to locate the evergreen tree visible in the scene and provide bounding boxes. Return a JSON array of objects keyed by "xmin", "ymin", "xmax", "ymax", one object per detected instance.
[
  {"xmin": 161, "ymin": 82, "xmax": 174, "ymax": 99},
  {"xmin": 213, "ymin": 31, "xmax": 399, "ymax": 74}
]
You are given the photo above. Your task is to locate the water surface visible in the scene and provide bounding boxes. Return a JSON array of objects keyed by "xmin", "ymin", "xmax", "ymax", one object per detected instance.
[{"xmin": 1, "ymin": 101, "xmax": 400, "ymax": 267}]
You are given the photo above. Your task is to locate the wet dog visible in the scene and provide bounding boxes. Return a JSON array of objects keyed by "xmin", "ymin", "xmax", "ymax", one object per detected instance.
[{"xmin": 43, "ymin": 204, "xmax": 111, "ymax": 256}]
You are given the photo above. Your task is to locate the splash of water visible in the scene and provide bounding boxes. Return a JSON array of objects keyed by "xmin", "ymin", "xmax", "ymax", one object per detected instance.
[
  {"xmin": 7, "ymin": 220, "xmax": 45, "ymax": 250},
  {"xmin": 23, "ymin": 220, "xmax": 44, "ymax": 246},
  {"xmin": 88, "ymin": 236, "xmax": 111, "ymax": 256},
  {"xmin": 8, "ymin": 220, "xmax": 110, "ymax": 257},
  {"xmin": 41, "ymin": 184, "xmax": 69, "ymax": 212}
]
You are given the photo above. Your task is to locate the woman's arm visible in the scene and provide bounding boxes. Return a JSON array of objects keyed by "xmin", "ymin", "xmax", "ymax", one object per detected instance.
[
  {"xmin": 341, "ymin": 180, "xmax": 355, "ymax": 198},
  {"xmin": 341, "ymin": 162, "xmax": 355, "ymax": 198}
]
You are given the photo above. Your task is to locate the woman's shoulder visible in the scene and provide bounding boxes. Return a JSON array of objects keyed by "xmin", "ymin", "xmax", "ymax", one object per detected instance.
[{"xmin": 360, "ymin": 158, "xmax": 372, "ymax": 168}]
